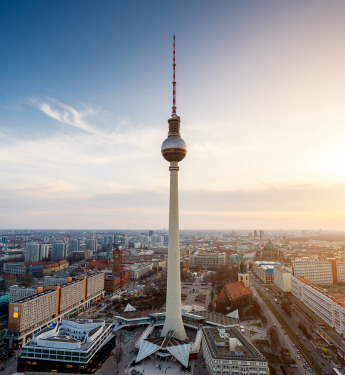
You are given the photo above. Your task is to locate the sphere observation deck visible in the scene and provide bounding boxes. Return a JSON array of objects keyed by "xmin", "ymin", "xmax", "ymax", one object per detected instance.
[{"xmin": 161, "ymin": 136, "xmax": 187, "ymax": 162}]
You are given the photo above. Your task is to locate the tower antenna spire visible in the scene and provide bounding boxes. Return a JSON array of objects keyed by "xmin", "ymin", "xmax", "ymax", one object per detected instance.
[{"xmin": 172, "ymin": 35, "xmax": 176, "ymax": 116}]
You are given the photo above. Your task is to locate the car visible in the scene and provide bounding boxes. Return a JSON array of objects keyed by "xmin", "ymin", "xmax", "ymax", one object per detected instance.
[
  {"xmin": 293, "ymin": 344, "xmax": 296, "ymax": 348},
  {"xmin": 281, "ymin": 326, "xmax": 283, "ymax": 329},
  {"xmin": 297, "ymin": 350, "xmax": 300, "ymax": 354},
  {"xmin": 309, "ymin": 369, "xmax": 312, "ymax": 372},
  {"xmin": 308, "ymin": 349, "xmax": 311, "ymax": 352},
  {"xmin": 297, "ymin": 356, "xmax": 301, "ymax": 360}
]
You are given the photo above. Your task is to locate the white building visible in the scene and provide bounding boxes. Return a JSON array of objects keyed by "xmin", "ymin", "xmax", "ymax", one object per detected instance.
[
  {"xmin": 202, "ymin": 326, "xmax": 268, "ymax": 375},
  {"xmin": 291, "ymin": 260, "xmax": 333, "ymax": 285},
  {"xmin": 129, "ymin": 263, "xmax": 153, "ymax": 280},
  {"xmin": 253, "ymin": 261, "xmax": 283, "ymax": 284},
  {"xmin": 44, "ymin": 276, "xmax": 71, "ymax": 290},
  {"xmin": 19, "ymin": 318, "xmax": 114, "ymax": 373},
  {"xmin": 25, "ymin": 242, "xmax": 39, "ymax": 263},
  {"xmin": 3, "ymin": 262, "xmax": 26, "ymax": 278},
  {"xmin": 273, "ymin": 266, "xmax": 291, "ymax": 292},
  {"xmin": 291, "ymin": 276, "xmax": 345, "ymax": 337}
]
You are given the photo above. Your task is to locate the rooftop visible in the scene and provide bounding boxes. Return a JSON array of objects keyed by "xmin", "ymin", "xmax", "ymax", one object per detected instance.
[{"xmin": 203, "ymin": 326, "xmax": 267, "ymax": 362}]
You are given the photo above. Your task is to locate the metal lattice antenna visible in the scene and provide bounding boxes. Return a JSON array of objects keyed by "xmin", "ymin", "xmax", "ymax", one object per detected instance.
[{"xmin": 172, "ymin": 35, "xmax": 176, "ymax": 116}]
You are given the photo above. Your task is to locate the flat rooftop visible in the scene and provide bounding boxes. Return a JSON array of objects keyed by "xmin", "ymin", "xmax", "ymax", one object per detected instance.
[{"xmin": 203, "ymin": 327, "xmax": 267, "ymax": 361}]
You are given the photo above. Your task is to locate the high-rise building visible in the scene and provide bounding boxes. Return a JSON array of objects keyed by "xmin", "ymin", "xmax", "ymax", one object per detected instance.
[
  {"xmin": 25, "ymin": 242, "xmax": 39, "ymax": 263},
  {"xmin": 104, "ymin": 235, "xmax": 114, "ymax": 244},
  {"xmin": 68, "ymin": 238, "xmax": 80, "ymax": 252},
  {"xmin": 40, "ymin": 244, "xmax": 50, "ymax": 260},
  {"xmin": 51, "ymin": 241, "xmax": 67, "ymax": 260},
  {"xmin": 254, "ymin": 230, "xmax": 258, "ymax": 237},
  {"xmin": 85, "ymin": 239, "xmax": 96, "ymax": 253},
  {"xmin": 149, "ymin": 230, "xmax": 153, "ymax": 237},
  {"xmin": 259, "ymin": 230, "xmax": 264, "ymax": 238}
]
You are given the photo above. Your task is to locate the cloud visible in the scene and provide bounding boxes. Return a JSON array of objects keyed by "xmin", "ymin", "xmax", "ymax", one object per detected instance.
[{"xmin": 33, "ymin": 97, "xmax": 99, "ymax": 133}]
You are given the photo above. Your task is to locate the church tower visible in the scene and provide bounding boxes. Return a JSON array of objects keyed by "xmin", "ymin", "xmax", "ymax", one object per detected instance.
[{"xmin": 238, "ymin": 249, "xmax": 249, "ymax": 288}]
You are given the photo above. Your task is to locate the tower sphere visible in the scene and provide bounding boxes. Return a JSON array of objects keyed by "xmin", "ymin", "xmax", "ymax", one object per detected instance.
[{"xmin": 161, "ymin": 136, "xmax": 187, "ymax": 162}]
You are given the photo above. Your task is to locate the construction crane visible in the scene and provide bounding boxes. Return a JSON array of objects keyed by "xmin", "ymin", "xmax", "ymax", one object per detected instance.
[{"xmin": 183, "ymin": 237, "xmax": 194, "ymax": 275}]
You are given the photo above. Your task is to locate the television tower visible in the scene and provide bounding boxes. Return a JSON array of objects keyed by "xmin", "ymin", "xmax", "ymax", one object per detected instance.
[{"xmin": 161, "ymin": 35, "xmax": 187, "ymax": 341}]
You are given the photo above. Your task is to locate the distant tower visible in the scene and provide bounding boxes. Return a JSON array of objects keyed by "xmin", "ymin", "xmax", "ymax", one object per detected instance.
[
  {"xmin": 161, "ymin": 36, "xmax": 187, "ymax": 341},
  {"xmin": 112, "ymin": 250, "xmax": 123, "ymax": 276},
  {"xmin": 238, "ymin": 249, "xmax": 249, "ymax": 288}
]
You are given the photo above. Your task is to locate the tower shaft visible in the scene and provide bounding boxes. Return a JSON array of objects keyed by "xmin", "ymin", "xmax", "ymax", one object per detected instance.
[{"xmin": 161, "ymin": 161, "xmax": 187, "ymax": 340}]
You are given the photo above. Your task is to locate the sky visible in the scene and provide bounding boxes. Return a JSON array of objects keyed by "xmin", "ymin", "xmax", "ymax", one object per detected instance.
[{"xmin": 1, "ymin": 1, "xmax": 345, "ymax": 230}]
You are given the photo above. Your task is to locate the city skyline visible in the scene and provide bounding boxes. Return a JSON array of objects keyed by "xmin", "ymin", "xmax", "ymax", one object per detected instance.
[{"xmin": 1, "ymin": 1, "xmax": 345, "ymax": 230}]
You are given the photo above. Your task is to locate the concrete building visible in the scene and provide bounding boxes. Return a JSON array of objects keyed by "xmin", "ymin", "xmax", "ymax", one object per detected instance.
[
  {"xmin": 190, "ymin": 252, "xmax": 226, "ymax": 269},
  {"xmin": 68, "ymin": 238, "xmax": 80, "ymax": 253},
  {"xmin": 39, "ymin": 244, "xmax": 50, "ymax": 260},
  {"xmin": 51, "ymin": 241, "xmax": 67, "ymax": 260},
  {"xmin": 25, "ymin": 242, "xmax": 39, "ymax": 263},
  {"xmin": 202, "ymin": 326, "xmax": 268, "ymax": 375},
  {"xmin": 85, "ymin": 239, "xmax": 96, "ymax": 253},
  {"xmin": 128, "ymin": 263, "xmax": 153, "ymax": 280},
  {"xmin": 9, "ymin": 289, "xmax": 58, "ymax": 333},
  {"xmin": 9, "ymin": 285, "xmax": 43, "ymax": 303},
  {"xmin": 44, "ymin": 276, "xmax": 72, "ymax": 290},
  {"xmin": 17, "ymin": 318, "xmax": 115, "ymax": 374},
  {"xmin": 291, "ymin": 276, "xmax": 345, "ymax": 337},
  {"xmin": 6, "ymin": 272, "xmax": 105, "ymax": 349},
  {"xmin": 57, "ymin": 279, "xmax": 85, "ymax": 314},
  {"xmin": 3, "ymin": 263, "xmax": 26, "ymax": 278},
  {"xmin": 253, "ymin": 261, "xmax": 283, "ymax": 284},
  {"xmin": 292, "ymin": 260, "xmax": 334, "ymax": 285},
  {"xmin": 273, "ymin": 266, "xmax": 292, "ymax": 292}
]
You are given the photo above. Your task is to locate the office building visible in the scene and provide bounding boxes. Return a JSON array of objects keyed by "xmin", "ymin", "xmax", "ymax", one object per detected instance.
[
  {"xmin": 17, "ymin": 318, "xmax": 115, "ymax": 374},
  {"xmin": 51, "ymin": 241, "xmax": 67, "ymax": 260},
  {"xmin": 3, "ymin": 263, "xmax": 26, "ymax": 278},
  {"xmin": 190, "ymin": 252, "xmax": 226, "ymax": 269},
  {"xmin": 273, "ymin": 266, "xmax": 291, "ymax": 292},
  {"xmin": 202, "ymin": 327, "xmax": 268, "ymax": 375},
  {"xmin": 9, "ymin": 285, "xmax": 43, "ymax": 303},
  {"xmin": 40, "ymin": 243, "xmax": 50, "ymax": 260},
  {"xmin": 44, "ymin": 276, "xmax": 72, "ymax": 290},
  {"xmin": 291, "ymin": 260, "xmax": 333, "ymax": 285},
  {"xmin": 103, "ymin": 235, "xmax": 114, "ymax": 244},
  {"xmin": 68, "ymin": 238, "xmax": 80, "ymax": 253},
  {"xmin": 253, "ymin": 261, "xmax": 283, "ymax": 284},
  {"xmin": 85, "ymin": 239, "xmax": 96, "ymax": 253},
  {"xmin": 0, "ymin": 293, "xmax": 9, "ymax": 317},
  {"xmin": 25, "ymin": 242, "xmax": 39, "ymax": 263}
]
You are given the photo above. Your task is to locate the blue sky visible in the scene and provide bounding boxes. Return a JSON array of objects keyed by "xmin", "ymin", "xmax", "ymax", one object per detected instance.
[{"xmin": 1, "ymin": 1, "xmax": 345, "ymax": 229}]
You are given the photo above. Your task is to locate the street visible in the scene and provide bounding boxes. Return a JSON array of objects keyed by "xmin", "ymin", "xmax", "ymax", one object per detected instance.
[{"xmin": 250, "ymin": 272, "xmax": 332, "ymax": 375}]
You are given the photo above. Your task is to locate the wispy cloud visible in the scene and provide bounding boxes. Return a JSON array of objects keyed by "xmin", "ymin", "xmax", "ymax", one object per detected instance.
[{"xmin": 33, "ymin": 97, "xmax": 99, "ymax": 133}]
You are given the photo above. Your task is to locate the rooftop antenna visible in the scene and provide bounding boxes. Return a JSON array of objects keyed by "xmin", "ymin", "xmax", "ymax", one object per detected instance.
[{"xmin": 172, "ymin": 35, "xmax": 176, "ymax": 117}]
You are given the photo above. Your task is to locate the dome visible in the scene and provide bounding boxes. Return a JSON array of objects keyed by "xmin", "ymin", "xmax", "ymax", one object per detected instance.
[
  {"xmin": 161, "ymin": 136, "xmax": 187, "ymax": 162},
  {"xmin": 263, "ymin": 240, "xmax": 276, "ymax": 251}
]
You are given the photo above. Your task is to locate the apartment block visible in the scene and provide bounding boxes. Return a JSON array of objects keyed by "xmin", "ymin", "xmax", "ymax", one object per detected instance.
[
  {"xmin": 291, "ymin": 276, "xmax": 345, "ymax": 337},
  {"xmin": 9, "ymin": 289, "xmax": 58, "ymax": 333},
  {"xmin": 9, "ymin": 285, "xmax": 43, "ymax": 303},
  {"xmin": 57, "ymin": 279, "xmax": 85, "ymax": 314},
  {"xmin": 78, "ymin": 271, "xmax": 104, "ymax": 300},
  {"xmin": 273, "ymin": 266, "xmax": 291, "ymax": 292}
]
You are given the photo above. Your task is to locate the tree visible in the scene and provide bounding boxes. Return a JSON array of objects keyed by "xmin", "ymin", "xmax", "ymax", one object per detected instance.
[
  {"xmin": 267, "ymin": 326, "xmax": 281, "ymax": 357},
  {"xmin": 21, "ymin": 273, "xmax": 34, "ymax": 287},
  {"xmin": 282, "ymin": 301, "xmax": 291, "ymax": 317}
]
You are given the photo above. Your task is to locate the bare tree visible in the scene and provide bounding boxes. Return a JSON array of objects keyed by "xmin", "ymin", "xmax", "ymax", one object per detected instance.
[{"xmin": 267, "ymin": 326, "xmax": 281, "ymax": 357}]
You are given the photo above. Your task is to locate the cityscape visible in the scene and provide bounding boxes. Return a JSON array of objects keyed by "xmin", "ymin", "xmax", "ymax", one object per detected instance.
[{"xmin": 1, "ymin": 2, "xmax": 345, "ymax": 375}]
